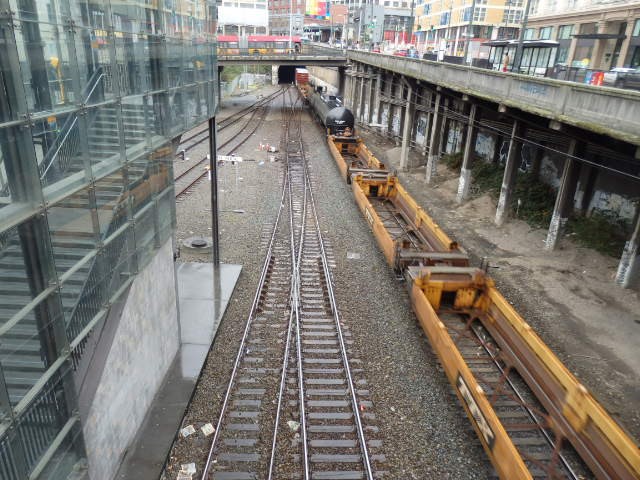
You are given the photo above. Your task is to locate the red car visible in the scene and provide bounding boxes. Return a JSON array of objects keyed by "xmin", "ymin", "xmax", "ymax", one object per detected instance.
[
  {"xmin": 393, "ymin": 49, "xmax": 408, "ymax": 57},
  {"xmin": 371, "ymin": 46, "xmax": 381, "ymax": 53}
]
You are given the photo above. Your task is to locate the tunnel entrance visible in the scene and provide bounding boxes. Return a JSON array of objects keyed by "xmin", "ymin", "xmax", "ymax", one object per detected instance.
[{"xmin": 278, "ymin": 65, "xmax": 304, "ymax": 84}]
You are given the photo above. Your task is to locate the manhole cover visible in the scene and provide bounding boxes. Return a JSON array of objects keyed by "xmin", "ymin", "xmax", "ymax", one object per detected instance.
[{"xmin": 191, "ymin": 239, "xmax": 207, "ymax": 248}]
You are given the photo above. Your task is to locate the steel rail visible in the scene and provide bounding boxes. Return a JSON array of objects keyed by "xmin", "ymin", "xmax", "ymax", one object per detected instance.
[
  {"xmin": 289, "ymin": 99, "xmax": 313, "ymax": 480},
  {"xmin": 296, "ymin": 96, "xmax": 376, "ymax": 480},
  {"xmin": 267, "ymin": 87, "xmax": 304, "ymax": 480},
  {"xmin": 175, "ymin": 95, "xmax": 273, "ymax": 199},
  {"xmin": 177, "ymin": 88, "xmax": 283, "ymax": 153},
  {"xmin": 200, "ymin": 160, "xmax": 289, "ymax": 480},
  {"xmin": 467, "ymin": 322, "xmax": 580, "ymax": 479}
]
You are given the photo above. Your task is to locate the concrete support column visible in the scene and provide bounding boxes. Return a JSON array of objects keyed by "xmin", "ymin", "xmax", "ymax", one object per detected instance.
[
  {"xmin": 545, "ymin": 139, "xmax": 581, "ymax": 250},
  {"xmin": 348, "ymin": 67, "xmax": 357, "ymax": 111},
  {"xmin": 400, "ymin": 83, "xmax": 415, "ymax": 171},
  {"xmin": 371, "ymin": 72, "xmax": 382, "ymax": 125},
  {"xmin": 425, "ymin": 92, "xmax": 443, "ymax": 183},
  {"xmin": 338, "ymin": 66, "xmax": 347, "ymax": 96},
  {"xmin": 456, "ymin": 103, "xmax": 477, "ymax": 203},
  {"xmin": 616, "ymin": 208, "xmax": 640, "ymax": 288},
  {"xmin": 358, "ymin": 73, "xmax": 366, "ymax": 120},
  {"xmin": 616, "ymin": 21, "xmax": 635, "ymax": 68},
  {"xmin": 495, "ymin": 120, "xmax": 522, "ymax": 226},
  {"xmin": 566, "ymin": 37, "xmax": 578, "ymax": 68},
  {"xmin": 366, "ymin": 71, "xmax": 376, "ymax": 124}
]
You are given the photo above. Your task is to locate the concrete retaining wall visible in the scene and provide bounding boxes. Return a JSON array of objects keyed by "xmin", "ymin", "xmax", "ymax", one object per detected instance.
[{"xmin": 82, "ymin": 239, "xmax": 179, "ymax": 480}]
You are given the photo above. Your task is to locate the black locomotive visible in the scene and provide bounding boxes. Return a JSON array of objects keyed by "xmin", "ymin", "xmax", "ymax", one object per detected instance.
[{"xmin": 307, "ymin": 87, "xmax": 355, "ymax": 136}]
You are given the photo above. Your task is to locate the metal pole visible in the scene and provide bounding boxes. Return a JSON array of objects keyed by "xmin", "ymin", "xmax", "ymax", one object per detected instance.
[
  {"xmin": 406, "ymin": 0, "xmax": 415, "ymax": 46},
  {"xmin": 209, "ymin": 117, "xmax": 220, "ymax": 266},
  {"xmin": 512, "ymin": 0, "xmax": 532, "ymax": 73},
  {"xmin": 462, "ymin": 0, "xmax": 476, "ymax": 63},
  {"xmin": 289, "ymin": 0, "xmax": 293, "ymax": 52},
  {"xmin": 446, "ymin": 0, "xmax": 452, "ymax": 54}
]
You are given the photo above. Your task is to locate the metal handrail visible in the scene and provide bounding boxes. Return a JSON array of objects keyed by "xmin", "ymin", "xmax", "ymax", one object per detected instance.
[{"xmin": 38, "ymin": 69, "xmax": 106, "ymax": 182}]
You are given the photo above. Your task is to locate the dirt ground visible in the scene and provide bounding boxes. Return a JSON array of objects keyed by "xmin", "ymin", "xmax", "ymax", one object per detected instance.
[{"xmin": 357, "ymin": 127, "xmax": 640, "ymax": 443}]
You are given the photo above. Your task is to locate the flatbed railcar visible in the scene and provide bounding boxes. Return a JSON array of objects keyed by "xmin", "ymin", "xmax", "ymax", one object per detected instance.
[{"xmin": 303, "ymin": 87, "xmax": 640, "ymax": 479}]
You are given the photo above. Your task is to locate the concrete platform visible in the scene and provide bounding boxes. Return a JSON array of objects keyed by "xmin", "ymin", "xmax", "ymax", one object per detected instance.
[{"xmin": 115, "ymin": 262, "xmax": 241, "ymax": 479}]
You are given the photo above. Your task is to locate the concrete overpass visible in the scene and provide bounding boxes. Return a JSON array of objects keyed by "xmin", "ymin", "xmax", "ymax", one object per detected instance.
[
  {"xmin": 218, "ymin": 45, "xmax": 348, "ymax": 67},
  {"xmin": 347, "ymin": 50, "xmax": 640, "ymax": 146}
]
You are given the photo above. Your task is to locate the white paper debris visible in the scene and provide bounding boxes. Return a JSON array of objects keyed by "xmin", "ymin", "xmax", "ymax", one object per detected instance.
[
  {"xmin": 176, "ymin": 472, "xmax": 192, "ymax": 480},
  {"xmin": 201, "ymin": 423, "xmax": 215, "ymax": 436},
  {"xmin": 346, "ymin": 252, "xmax": 361, "ymax": 260},
  {"xmin": 180, "ymin": 463, "xmax": 196, "ymax": 475},
  {"xmin": 180, "ymin": 425, "xmax": 196, "ymax": 438},
  {"xmin": 287, "ymin": 420, "xmax": 300, "ymax": 432}
]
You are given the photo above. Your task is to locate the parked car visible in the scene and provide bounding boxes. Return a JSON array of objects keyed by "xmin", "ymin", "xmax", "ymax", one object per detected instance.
[
  {"xmin": 371, "ymin": 46, "xmax": 381, "ymax": 53},
  {"xmin": 408, "ymin": 49, "xmax": 419, "ymax": 59},
  {"xmin": 602, "ymin": 67, "xmax": 640, "ymax": 90},
  {"xmin": 393, "ymin": 49, "xmax": 408, "ymax": 57}
]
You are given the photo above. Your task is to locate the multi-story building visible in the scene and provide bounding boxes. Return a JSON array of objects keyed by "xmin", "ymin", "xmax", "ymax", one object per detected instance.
[
  {"xmin": 219, "ymin": 0, "xmax": 269, "ymax": 34},
  {"xmin": 414, "ymin": 0, "xmax": 523, "ymax": 58},
  {"xmin": 525, "ymin": 0, "xmax": 640, "ymax": 70},
  {"xmin": 269, "ymin": 0, "xmax": 306, "ymax": 36},
  {"xmin": 330, "ymin": 0, "xmax": 412, "ymax": 47},
  {"xmin": 0, "ymin": 1, "xmax": 217, "ymax": 479}
]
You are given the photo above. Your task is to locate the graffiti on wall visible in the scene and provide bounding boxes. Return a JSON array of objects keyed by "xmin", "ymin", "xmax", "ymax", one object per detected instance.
[
  {"xmin": 416, "ymin": 113, "xmax": 428, "ymax": 146},
  {"xmin": 475, "ymin": 132, "xmax": 495, "ymax": 161}
]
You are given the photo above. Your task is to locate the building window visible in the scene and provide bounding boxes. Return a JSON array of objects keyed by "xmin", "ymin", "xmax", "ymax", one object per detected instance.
[
  {"xmin": 633, "ymin": 19, "xmax": 640, "ymax": 37},
  {"xmin": 473, "ymin": 7, "xmax": 486, "ymax": 22},
  {"xmin": 557, "ymin": 24, "xmax": 573, "ymax": 39},
  {"xmin": 539, "ymin": 26, "xmax": 552, "ymax": 39},
  {"xmin": 423, "ymin": 4, "xmax": 431, "ymax": 14},
  {"xmin": 502, "ymin": 9, "xmax": 522, "ymax": 24},
  {"xmin": 524, "ymin": 28, "xmax": 535, "ymax": 40},
  {"xmin": 557, "ymin": 46, "xmax": 569, "ymax": 63},
  {"xmin": 579, "ymin": 22, "xmax": 597, "ymax": 35},
  {"xmin": 440, "ymin": 11, "xmax": 450, "ymax": 25}
]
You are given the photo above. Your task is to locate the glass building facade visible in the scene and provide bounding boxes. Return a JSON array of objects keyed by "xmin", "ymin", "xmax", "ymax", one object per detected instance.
[{"xmin": 0, "ymin": 0, "xmax": 217, "ymax": 478}]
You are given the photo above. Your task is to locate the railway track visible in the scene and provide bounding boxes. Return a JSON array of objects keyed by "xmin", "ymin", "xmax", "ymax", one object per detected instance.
[
  {"xmin": 200, "ymin": 89, "xmax": 383, "ymax": 479},
  {"xmin": 177, "ymin": 89, "xmax": 284, "ymax": 155},
  {"xmin": 175, "ymin": 88, "xmax": 284, "ymax": 199}
]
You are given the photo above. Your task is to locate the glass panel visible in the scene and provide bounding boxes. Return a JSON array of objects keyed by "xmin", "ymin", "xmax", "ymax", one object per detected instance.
[
  {"xmin": 0, "ymin": 424, "xmax": 27, "ymax": 480},
  {"xmin": 86, "ymin": 102, "xmax": 125, "ymax": 179},
  {"xmin": 0, "ymin": 223, "xmax": 56, "ymax": 326},
  {"xmin": 13, "ymin": 20, "xmax": 76, "ymax": 114},
  {"xmin": 46, "ymin": 187, "xmax": 97, "ymax": 279},
  {"xmin": 94, "ymin": 170, "xmax": 127, "ymax": 238},
  {"xmin": 0, "ymin": 289, "xmax": 66, "ymax": 407},
  {"xmin": 148, "ymin": 93, "xmax": 170, "ymax": 145},
  {"xmin": 121, "ymin": 97, "xmax": 149, "ymax": 162},
  {"xmin": 114, "ymin": 33, "xmax": 151, "ymax": 96},
  {"xmin": 167, "ymin": 38, "xmax": 185, "ymax": 89},
  {"xmin": 33, "ymin": 420, "xmax": 86, "ymax": 480},
  {"xmin": 157, "ymin": 188, "xmax": 175, "ymax": 245},
  {"xmin": 0, "ymin": 125, "xmax": 44, "ymax": 226},
  {"xmin": 71, "ymin": 25, "xmax": 117, "ymax": 104},
  {"xmin": 14, "ymin": 361, "xmax": 74, "ymax": 472},
  {"xmin": 133, "ymin": 204, "xmax": 157, "ymax": 269},
  {"xmin": 128, "ymin": 171, "xmax": 154, "ymax": 217},
  {"xmin": 102, "ymin": 225, "xmax": 136, "ymax": 300}
]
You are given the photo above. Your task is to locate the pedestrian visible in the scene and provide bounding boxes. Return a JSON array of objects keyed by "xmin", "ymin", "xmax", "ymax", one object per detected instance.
[{"xmin": 502, "ymin": 53, "xmax": 510, "ymax": 72}]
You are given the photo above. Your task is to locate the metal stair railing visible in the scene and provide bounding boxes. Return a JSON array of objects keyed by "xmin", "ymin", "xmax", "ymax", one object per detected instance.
[{"xmin": 37, "ymin": 67, "xmax": 107, "ymax": 187}]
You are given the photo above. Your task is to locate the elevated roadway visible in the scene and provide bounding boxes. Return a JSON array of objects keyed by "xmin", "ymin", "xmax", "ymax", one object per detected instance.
[{"xmin": 348, "ymin": 50, "xmax": 640, "ymax": 146}]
